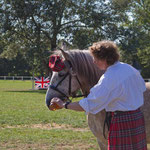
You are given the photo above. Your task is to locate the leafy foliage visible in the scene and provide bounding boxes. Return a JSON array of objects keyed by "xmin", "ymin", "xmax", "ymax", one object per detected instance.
[
  {"xmin": 138, "ymin": 46, "xmax": 150, "ymax": 77},
  {"xmin": 0, "ymin": 0, "xmax": 150, "ymax": 77}
]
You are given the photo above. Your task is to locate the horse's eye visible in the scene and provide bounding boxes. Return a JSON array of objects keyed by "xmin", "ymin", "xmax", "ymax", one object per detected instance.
[{"xmin": 58, "ymin": 72, "xmax": 65, "ymax": 77}]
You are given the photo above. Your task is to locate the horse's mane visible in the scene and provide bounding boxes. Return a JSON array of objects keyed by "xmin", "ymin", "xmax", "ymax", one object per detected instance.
[{"xmin": 57, "ymin": 49, "xmax": 105, "ymax": 88}]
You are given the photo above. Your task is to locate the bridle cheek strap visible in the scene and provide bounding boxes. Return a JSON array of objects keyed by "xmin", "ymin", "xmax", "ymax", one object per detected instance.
[
  {"xmin": 49, "ymin": 70, "xmax": 86, "ymax": 102},
  {"xmin": 50, "ymin": 72, "xmax": 71, "ymax": 101}
]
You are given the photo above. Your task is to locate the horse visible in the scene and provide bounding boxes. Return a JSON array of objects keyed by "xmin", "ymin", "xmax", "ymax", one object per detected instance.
[{"xmin": 45, "ymin": 49, "xmax": 150, "ymax": 150}]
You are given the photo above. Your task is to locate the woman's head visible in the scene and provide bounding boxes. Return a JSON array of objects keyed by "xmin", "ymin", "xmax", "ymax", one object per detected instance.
[{"xmin": 89, "ymin": 40, "xmax": 120, "ymax": 66}]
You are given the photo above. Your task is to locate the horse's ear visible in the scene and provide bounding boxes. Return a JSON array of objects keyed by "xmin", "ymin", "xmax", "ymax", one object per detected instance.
[{"xmin": 60, "ymin": 49, "xmax": 70, "ymax": 61}]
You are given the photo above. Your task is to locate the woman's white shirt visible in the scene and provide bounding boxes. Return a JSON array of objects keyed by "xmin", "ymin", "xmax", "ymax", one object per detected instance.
[{"xmin": 79, "ymin": 61, "xmax": 146, "ymax": 115}]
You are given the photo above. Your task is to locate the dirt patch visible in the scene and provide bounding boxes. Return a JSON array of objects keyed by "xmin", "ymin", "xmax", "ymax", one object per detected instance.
[
  {"xmin": 0, "ymin": 142, "xmax": 52, "ymax": 150},
  {"xmin": 1, "ymin": 123, "xmax": 90, "ymax": 132},
  {"xmin": 0, "ymin": 141, "xmax": 98, "ymax": 150},
  {"xmin": 56, "ymin": 143, "xmax": 99, "ymax": 150}
]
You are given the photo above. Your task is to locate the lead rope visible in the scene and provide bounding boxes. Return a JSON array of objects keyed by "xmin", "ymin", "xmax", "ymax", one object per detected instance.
[{"xmin": 103, "ymin": 112, "xmax": 112, "ymax": 139}]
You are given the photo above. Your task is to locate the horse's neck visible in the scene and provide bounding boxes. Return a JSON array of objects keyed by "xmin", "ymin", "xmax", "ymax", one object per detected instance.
[
  {"xmin": 79, "ymin": 72, "xmax": 103, "ymax": 95},
  {"xmin": 77, "ymin": 62, "xmax": 104, "ymax": 95},
  {"xmin": 79, "ymin": 80, "xmax": 91, "ymax": 96}
]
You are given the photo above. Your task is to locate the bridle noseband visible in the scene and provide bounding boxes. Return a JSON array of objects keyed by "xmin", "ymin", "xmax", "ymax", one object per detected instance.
[{"xmin": 49, "ymin": 62, "xmax": 86, "ymax": 102}]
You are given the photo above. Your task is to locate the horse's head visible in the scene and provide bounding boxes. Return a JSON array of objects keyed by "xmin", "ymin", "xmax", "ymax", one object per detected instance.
[{"xmin": 45, "ymin": 49, "xmax": 82, "ymax": 108}]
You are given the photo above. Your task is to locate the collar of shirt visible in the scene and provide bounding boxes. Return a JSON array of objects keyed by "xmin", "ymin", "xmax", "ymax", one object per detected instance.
[{"xmin": 106, "ymin": 61, "xmax": 120, "ymax": 71}]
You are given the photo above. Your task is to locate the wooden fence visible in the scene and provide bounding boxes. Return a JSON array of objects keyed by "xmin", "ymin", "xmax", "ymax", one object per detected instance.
[
  {"xmin": 0, "ymin": 76, "xmax": 150, "ymax": 82},
  {"xmin": 0, "ymin": 76, "xmax": 33, "ymax": 80}
]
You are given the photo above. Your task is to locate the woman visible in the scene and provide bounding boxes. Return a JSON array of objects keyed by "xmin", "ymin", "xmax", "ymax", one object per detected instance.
[{"xmin": 50, "ymin": 40, "xmax": 147, "ymax": 150}]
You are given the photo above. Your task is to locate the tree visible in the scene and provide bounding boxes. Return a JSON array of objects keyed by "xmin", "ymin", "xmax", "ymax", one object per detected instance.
[
  {"xmin": 1, "ymin": 0, "xmax": 116, "ymax": 75},
  {"xmin": 110, "ymin": 0, "xmax": 150, "ymax": 77},
  {"xmin": 138, "ymin": 46, "xmax": 150, "ymax": 77},
  {"xmin": 71, "ymin": 0, "xmax": 128, "ymax": 49},
  {"xmin": 132, "ymin": 0, "xmax": 150, "ymax": 77},
  {"xmin": 0, "ymin": 0, "xmax": 149, "ymax": 77}
]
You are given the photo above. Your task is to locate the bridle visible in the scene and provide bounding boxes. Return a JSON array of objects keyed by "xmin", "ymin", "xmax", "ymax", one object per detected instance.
[{"xmin": 49, "ymin": 61, "xmax": 86, "ymax": 102}]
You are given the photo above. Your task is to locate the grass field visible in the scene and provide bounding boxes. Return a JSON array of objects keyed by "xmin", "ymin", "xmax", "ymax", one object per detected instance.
[{"xmin": 0, "ymin": 80, "xmax": 99, "ymax": 150}]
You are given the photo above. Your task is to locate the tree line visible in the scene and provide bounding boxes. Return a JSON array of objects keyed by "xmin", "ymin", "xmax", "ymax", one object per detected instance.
[{"xmin": 0, "ymin": 0, "xmax": 149, "ymax": 77}]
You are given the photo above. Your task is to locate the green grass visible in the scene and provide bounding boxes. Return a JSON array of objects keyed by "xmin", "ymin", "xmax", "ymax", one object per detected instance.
[
  {"xmin": 0, "ymin": 80, "xmax": 87, "ymax": 128},
  {"xmin": 0, "ymin": 80, "xmax": 99, "ymax": 150},
  {"xmin": 0, "ymin": 128, "xmax": 97, "ymax": 150}
]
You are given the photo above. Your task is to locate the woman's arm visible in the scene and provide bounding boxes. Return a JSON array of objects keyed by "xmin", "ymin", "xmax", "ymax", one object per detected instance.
[
  {"xmin": 49, "ymin": 97, "xmax": 85, "ymax": 112},
  {"xmin": 64, "ymin": 101, "xmax": 84, "ymax": 111}
]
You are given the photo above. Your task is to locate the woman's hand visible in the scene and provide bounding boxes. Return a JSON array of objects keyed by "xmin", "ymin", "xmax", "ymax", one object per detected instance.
[{"xmin": 49, "ymin": 97, "xmax": 64, "ymax": 111}]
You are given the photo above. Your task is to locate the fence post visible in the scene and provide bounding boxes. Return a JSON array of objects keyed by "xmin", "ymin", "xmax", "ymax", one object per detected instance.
[{"xmin": 32, "ymin": 74, "xmax": 34, "ymax": 90}]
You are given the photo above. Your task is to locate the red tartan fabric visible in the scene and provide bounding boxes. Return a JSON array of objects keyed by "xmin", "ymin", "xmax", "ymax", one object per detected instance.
[
  {"xmin": 108, "ymin": 108, "xmax": 147, "ymax": 150},
  {"xmin": 49, "ymin": 55, "xmax": 65, "ymax": 72}
]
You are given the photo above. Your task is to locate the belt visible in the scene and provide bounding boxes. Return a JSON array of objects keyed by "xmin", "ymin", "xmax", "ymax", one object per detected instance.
[
  {"xmin": 110, "ymin": 110, "xmax": 127, "ymax": 115},
  {"xmin": 110, "ymin": 108, "xmax": 140, "ymax": 116}
]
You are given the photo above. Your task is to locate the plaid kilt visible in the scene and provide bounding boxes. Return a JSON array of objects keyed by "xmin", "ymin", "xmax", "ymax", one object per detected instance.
[{"xmin": 108, "ymin": 108, "xmax": 147, "ymax": 150}]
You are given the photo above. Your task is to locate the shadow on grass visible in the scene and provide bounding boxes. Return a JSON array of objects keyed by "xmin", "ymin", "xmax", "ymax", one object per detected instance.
[{"xmin": 4, "ymin": 89, "xmax": 47, "ymax": 94}]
